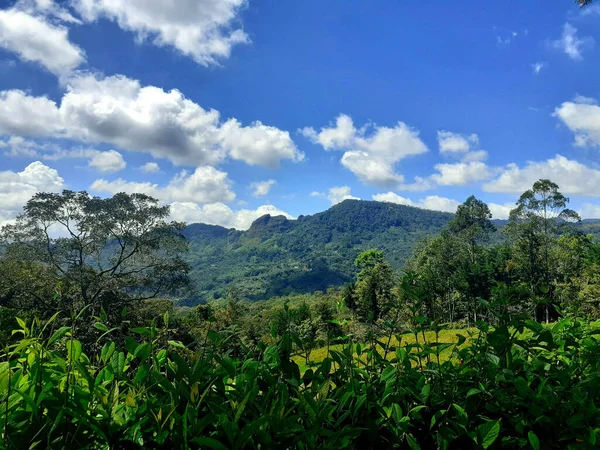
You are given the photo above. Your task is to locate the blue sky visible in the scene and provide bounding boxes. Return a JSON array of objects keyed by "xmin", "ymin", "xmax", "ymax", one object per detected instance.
[{"xmin": 2, "ymin": 0, "xmax": 600, "ymax": 229}]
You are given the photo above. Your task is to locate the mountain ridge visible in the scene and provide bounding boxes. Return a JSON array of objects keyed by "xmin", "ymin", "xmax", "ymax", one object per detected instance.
[
  {"xmin": 180, "ymin": 200, "xmax": 600, "ymax": 305},
  {"xmin": 181, "ymin": 200, "xmax": 454, "ymax": 304}
]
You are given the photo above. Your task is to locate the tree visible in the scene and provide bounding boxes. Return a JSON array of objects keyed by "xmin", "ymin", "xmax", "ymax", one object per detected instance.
[
  {"xmin": 448, "ymin": 196, "xmax": 496, "ymax": 324},
  {"xmin": 0, "ymin": 190, "xmax": 190, "ymax": 316},
  {"xmin": 354, "ymin": 249, "xmax": 394, "ymax": 323},
  {"xmin": 508, "ymin": 179, "xmax": 580, "ymax": 322},
  {"xmin": 449, "ymin": 195, "xmax": 496, "ymax": 264}
]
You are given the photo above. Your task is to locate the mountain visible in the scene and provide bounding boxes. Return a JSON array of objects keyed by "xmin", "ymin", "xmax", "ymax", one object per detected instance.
[
  {"xmin": 180, "ymin": 200, "xmax": 454, "ymax": 305},
  {"xmin": 180, "ymin": 201, "xmax": 600, "ymax": 305}
]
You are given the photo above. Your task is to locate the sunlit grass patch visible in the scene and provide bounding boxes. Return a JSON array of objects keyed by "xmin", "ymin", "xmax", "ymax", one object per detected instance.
[{"xmin": 293, "ymin": 328, "xmax": 475, "ymax": 371}]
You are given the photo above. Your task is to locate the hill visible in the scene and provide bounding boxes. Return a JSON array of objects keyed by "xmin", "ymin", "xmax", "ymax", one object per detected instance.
[
  {"xmin": 181, "ymin": 200, "xmax": 600, "ymax": 305},
  {"xmin": 181, "ymin": 200, "xmax": 453, "ymax": 304}
]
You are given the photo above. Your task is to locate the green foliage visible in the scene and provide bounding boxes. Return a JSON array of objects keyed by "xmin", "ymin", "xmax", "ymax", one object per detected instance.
[
  {"xmin": 0, "ymin": 191, "xmax": 190, "ymax": 316},
  {"xmin": 182, "ymin": 200, "xmax": 454, "ymax": 304},
  {"xmin": 2, "ymin": 304, "xmax": 600, "ymax": 448}
]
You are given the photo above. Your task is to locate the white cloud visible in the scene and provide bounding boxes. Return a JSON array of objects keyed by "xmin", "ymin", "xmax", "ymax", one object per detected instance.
[
  {"xmin": 219, "ymin": 119, "xmax": 303, "ymax": 167},
  {"xmin": 488, "ymin": 202, "xmax": 514, "ymax": 220},
  {"xmin": 90, "ymin": 165, "xmax": 235, "ymax": 204},
  {"xmin": 420, "ymin": 196, "xmax": 461, "ymax": 213},
  {"xmin": 3, "ymin": 136, "xmax": 43, "ymax": 156},
  {"xmin": 0, "ymin": 161, "xmax": 65, "ymax": 226},
  {"xmin": 0, "ymin": 90, "xmax": 62, "ymax": 137},
  {"xmin": 327, "ymin": 186, "xmax": 359, "ymax": 205},
  {"xmin": 579, "ymin": 203, "xmax": 600, "ymax": 219},
  {"xmin": 431, "ymin": 161, "xmax": 495, "ymax": 186},
  {"xmin": 573, "ymin": 94, "xmax": 598, "ymax": 105},
  {"xmin": 551, "ymin": 23, "xmax": 594, "ymax": 60},
  {"xmin": 437, "ymin": 131, "xmax": 478, "ymax": 154},
  {"xmin": 88, "ymin": 150, "xmax": 126, "ymax": 173},
  {"xmin": 250, "ymin": 179, "xmax": 276, "ymax": 197},
  {"xmin": 372, "ymin": 192, "xmax": 459, "ymax": 213},
  {"xmin": 309, "ymin": 191, "xmax": 323, "ymax": 197},
  {"xmin": 300, "ymin": 115, "xmax": 355, "ymax": 150},
  {"xmin": 169, "ymin": 202, "xmax": 293, "ymax": 230},
  {"xmin": 140, "ymin": 161, "xmax": 160, "ymax": 173},
  {"xmin": 532, "ymin": 61, "xmax": 547, "ymax": 74},
  {"xmin": 303, "ymin": 114, "xmax": 428, "ymax": 187},
  {"xmin": 372, "ymin": 192, "xmax": 416, "ymax": 206},
  {"xmin": 554, "ymin": 97, "xmax": 600, "ymax": 147},
  {"xmin": 0, "ymin": 8, "xmax": 85, "ymax": 77},
  {"xmin": 484, "ymin": 154, "xmax": 600, "ymax": 196},
  {"xmin": 0, "ymin": 73, "xmax": 302, "ymax": 168},
  {"xmin": 72, "ymin": 0, "xmax": 249, "ymax": 66}
]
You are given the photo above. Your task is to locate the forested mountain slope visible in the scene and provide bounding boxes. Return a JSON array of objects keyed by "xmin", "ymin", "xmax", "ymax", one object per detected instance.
[
  {"xmin": 181, "ymin": 200, "xmax": 600, "ymax": 305},
  {"xmin": 181, "ymin": 200, "xmax": 454, "ymax": 304}
]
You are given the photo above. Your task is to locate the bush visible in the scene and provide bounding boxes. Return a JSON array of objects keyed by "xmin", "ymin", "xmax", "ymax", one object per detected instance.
[{"xmin": 1, "ymin": 310, "xmax": 599, "ymax": 449}]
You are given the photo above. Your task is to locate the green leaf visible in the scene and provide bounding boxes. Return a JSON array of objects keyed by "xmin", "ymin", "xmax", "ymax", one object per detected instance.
[
  {"xmin": 134, "ymin": 343, "xmax": 151, "ymax": 361},
  {"xmin": 134, "ymin": 364, "xmax": 149, "ymax": 383},
  {"xmin": 101, "ymin": 342, "xmax": 116, "ymax": 363},
  {"xmin": 466, "ymin": 388, "xmax": 482, "ymax": 398},
  {"xmin": 16, "ymin": 317, "xmax": 27, "ymax": 329},
  {"xmin": 168, "ymin": 340, "xmax": 186, "ymax": 349},
  {"xmin": 66, "ymin": 340, "xmax": 82, "ymax": 361},
  {"xmin": 485, "ymin": 353, "xmax": 500, "ymax": 366},
  {"xmin": 528, "ymin": 431, "xmax": 540, "ymax": 450},
  {"xmin": 191, "ymin": 437, "xmax": 229, "ymax": 450},
  {"xmin": 94, "ymin": 322, "xmax": 109, "ymax": 332},
  {"xmin": 421, "ymin": 383, "xmax": 431, "ymax": 403},
  {"xmin": 48, "ymin": 327, "xmax": 71, "ymax": 346},
  {"xmin": 131, "ymin": 327, "xmax": 151, "ymax": 335},
  {"xmin": 477, "ymin": 420, "xmax": 500, "ymax": 449},
  {"xmin": 405, "ymin": 433, "xmax": 421, "ymax": 450}
]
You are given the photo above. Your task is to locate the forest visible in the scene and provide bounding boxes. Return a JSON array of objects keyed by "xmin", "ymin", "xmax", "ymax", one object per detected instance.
[{"xmin": 1, "ymin": 179, "xmax": 600, "ymax": 449}]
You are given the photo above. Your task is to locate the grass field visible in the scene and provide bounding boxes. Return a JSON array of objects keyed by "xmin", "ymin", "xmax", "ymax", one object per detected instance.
[{"xmin": 293, "ymin": 328, "xmax": 474, "ymax": 371}]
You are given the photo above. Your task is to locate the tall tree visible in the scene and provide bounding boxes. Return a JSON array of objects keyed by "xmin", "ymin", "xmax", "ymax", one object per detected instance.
[
  {"xmin": 508, "ymin": 179, "xmax": 580, "ymax": 322},
  {"xmin": 0, "ymin": 190, "xmax": 190, "ymax": 316},
  {"xmin": 449, "ymin": 195, "xmax": 496, "ymax": 265},
  {"xmin": 354, "ymin": 249, "xmax": 394, "ymax": 323}
]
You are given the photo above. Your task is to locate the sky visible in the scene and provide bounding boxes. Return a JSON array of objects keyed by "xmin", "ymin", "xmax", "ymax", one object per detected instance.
[{"xmin": 2, "ymin": 0, "xmax": 600, "ymax": 229}]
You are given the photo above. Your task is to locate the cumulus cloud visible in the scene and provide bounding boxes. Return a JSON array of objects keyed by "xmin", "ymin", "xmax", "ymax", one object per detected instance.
[
  {"xmin": 393, "ymin": 131, "xmax": 493, "ymax": 189},
  {"xmin": 484, "ymin": 154, "xmax": 600, "ymax": 196},
  {"xmin": 2, "ymin": 136, "xmax": 46, "ymax": 157},
  {"xmin": 140, "ymin": 162, "xmax": 160, "ymax": 173},
  {"xmin": 554, "ymin": 96, "xmax": 600, "ymax": 147},
  {"xmin": 488, "ymin": 202, "xmax": 514, "ymax": 220},
  {"xmin": 0, "ymin": 161, "xmax": 65, "ymax": 226},
  {"xmin": 88, "ymin": 150, "xmax": 126, "ymax": 173},
  {"xmin": 0, "ymin": 73, "xmax": 302, "ymax": 168},
  {"xmin": 302, "ymin": 114, "xmax": 428, "ymax": 187},
  {"xmin": 0, "ymin": 90, "xmax": 62, "ymax": 137},
  {"xmin": 437, "ymin": 131, "xmax": 479, "ymax": 154},
  {"xmin": 372, "ymin": 192, "xmax": 460, "ymax": 213},
  {"xmin": 90, "ymin": 166, "xmax": 235, "ymax": 204},
  {"xmin": 431, "ymin": 161, "xmax": 495, "ymax": 186},
  {"xmin": 324, "ymin": 186, "xmax": 359, "ymax": 205},
  {"xmin": 0, "ymin": 8, "xmax": 85, "ymax": 77},
  {"xmin": 250, "ymin": 179, "xmax": 276, "ymax": 197},
  {"xmin": 169, "ymin": 202, "xmax": 294, "ymax": 230},
  {"xmin": 551, "ymin": 23, "xmax": 594, "ymax": 60},
  {"xmin": 71, "ymin": 0, "xmax": 249, "ymax": 66},
  {"xmin": 374, "ymin": 192, "xmax": 514, "ymax": 217}
]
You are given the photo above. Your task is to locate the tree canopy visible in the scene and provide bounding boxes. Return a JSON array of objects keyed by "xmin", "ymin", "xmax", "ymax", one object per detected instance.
[{"xmin": 0, "ymin": 191, "xmax": 189, "ymax": 316}]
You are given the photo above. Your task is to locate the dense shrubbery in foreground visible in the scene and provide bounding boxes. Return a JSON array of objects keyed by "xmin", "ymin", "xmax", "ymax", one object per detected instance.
[{"xmin": 1, "ymin": 307, "xmax": 599, "ymax": 449}]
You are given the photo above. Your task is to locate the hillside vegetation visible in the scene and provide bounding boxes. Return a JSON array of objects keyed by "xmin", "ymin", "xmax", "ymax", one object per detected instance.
[{"xmin": 182, "ymin": 200, "xmax": 600, "ymax": 305}]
